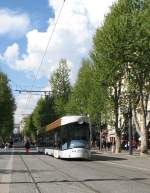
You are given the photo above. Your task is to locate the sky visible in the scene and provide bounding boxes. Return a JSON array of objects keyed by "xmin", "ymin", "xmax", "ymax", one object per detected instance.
[{"xmin": 0, "ymin": 0, "xmax": 116, "ymax": 124}]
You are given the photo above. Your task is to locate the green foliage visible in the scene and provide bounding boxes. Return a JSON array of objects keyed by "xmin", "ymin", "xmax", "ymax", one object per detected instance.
[
  {"xmin": 92, "ymin": 0, "xmax": 149, "ymax": 118},
  {"xmin": 88, "ymin": 69, "xmax": 112, "ymax": 124},
  {"xmin": 0, "ymin": 71, "xmax": 15, "ymax": 141},
  {"xmin": 65, "ymin": 59, "xmax": 91, "ymax": 114},
  {"xmin": 24, "ymin": 115, "xmax": 35, "ymax": 140},
  {"xmin": 24, "ymin": 96, "xmax": 56, "ymax": 138},
  {"xmin": 92, "ymin": 0, "xmax": 128, "ymax": 131},
  {"xmin": 65, "ymin": 57, "xmax": 112, "ymax": 124},
  {"xmin": 65, "ymin": 59, "xmax": 97, "ymax": 120},
  {"xmin": 32, "ymin": 96, "xmax": 56, "ymax": 130},
  {"xmin": 23, "ymin": 58, "xmax": 71, "ymax": 138},
  {"xmin": 126, "ymin": 0, "xmax": 150, "ymax": 106},
  {"xmin": 92, "ymin": 0, "xmax": 150, "ymax": 153},
  {"xmin": 50, "ymin": 59, "xmax": 71, "ymax": 117}
]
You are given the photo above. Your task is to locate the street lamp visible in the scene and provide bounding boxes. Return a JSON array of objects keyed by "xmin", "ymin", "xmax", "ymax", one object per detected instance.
[
  {"xmin": 128, "ymin": 98, "xmax": 133, "ymax": 155},
  {"xmin": 124, "ymin": 61, "xmax": 133, "ymax": 155},
  {"xmin": 87, "ymin": 114, "xmax": 92, "ymax": 148},
  {"xmin": 99, "ymin": 113, "xmax": 102, "ymax": 151},
  {"xmin": 123, "ymin": 102, "xmax": 132, "ymax": 155}
]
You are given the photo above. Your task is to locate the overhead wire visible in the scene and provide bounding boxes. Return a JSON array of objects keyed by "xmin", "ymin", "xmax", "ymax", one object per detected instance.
[{"xmin": 20, "ymin": 0, "xmax": 66, "ymax": 117}]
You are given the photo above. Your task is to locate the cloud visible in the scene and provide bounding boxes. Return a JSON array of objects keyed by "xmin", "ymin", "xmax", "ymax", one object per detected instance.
[
  {"xmin": 14, "ymin": 84, "xmax": 52, "ymax": 124},
  {"xmin": 14, "ymin": 93, "xmax": 41, "ymax": 124},
  {"xmin": 1, "ymin": 0, "xmax": 116, "ymax": 123},
  {"xmin": 3, "ymin": 43, "xmax": 19, "ymax": 67},
  {"xmin": 0, "ymin": 9, "xmax": 30, "ymax": 37},
  {"xmin": 2, "ymin": 0, "xmax": 116, "ymax": 82}
]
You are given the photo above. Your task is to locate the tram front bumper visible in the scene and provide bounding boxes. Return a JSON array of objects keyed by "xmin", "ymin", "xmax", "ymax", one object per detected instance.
[{"xmin": 69, "ymin": 148, "xmax": 91, "ymax": 159}]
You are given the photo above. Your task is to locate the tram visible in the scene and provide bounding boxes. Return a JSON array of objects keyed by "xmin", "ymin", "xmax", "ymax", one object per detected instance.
[{"xmin": 37, "ymin": 115, "xmax": 91, "ymax": 159}]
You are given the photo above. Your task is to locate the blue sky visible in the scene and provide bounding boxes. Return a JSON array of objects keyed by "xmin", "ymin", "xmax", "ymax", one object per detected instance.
[
  {"xmin": 0, "ymin": 0, "xmax": 53, "ymax": 90},
  {"xmin": 0, "ymin": 0, "xmax": 53, "ymax": 31},
  {"xmin": 0, "ymin": 0, "xmax": 116, "ymax": 124}
]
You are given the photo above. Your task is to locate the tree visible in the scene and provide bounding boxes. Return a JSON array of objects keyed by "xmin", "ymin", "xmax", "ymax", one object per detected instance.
[
  {"xmin": 65, "ymin": 59, "xmax": 94, "ymax": 116},
  {"xmin": 92, "ymin": 0, "xmax": 129, "ymax": 153},
  {"xmin": 50, "ymin": 59, "xmax": 71, "ymax": 117},
  {"xmin": 125, "ymin": 0, "xmax": 150, "ymax": 155},
  {"xmin": 92, "ymin": 0, "xmax": 150, "ymax": 154},
  {"xmin": 24, "ymin": 115, "xmax": 36, "ymax": 140},
  {"xmin": 66, "ymin": 58, "xmax": 109, "ymax": 129},
  {"xmin": 0, "ymin": 72, "xmax": 15, "ymax": 142},
  {"xmin": 88, "ymin": 62, "xmax": 112, "ymax": 126},
  {"xmin": 23, "ymin": 95, "xmax": 56, "ymax": 139},
  {"xmin": 32, "ymin": 96, "xmax": 56, "ymax": 131}
]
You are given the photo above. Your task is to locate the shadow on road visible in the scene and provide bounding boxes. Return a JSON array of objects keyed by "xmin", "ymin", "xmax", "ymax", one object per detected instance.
[
  {"xmin": 0, "ymin": 150, "xmax": 127, "ymax": 161},
  {"xmin": 60, "ymin": 153, "xmax": 127, "ymax": 162},
  {"xmin": 90, "ymin": 151, "xmax": 127, "ymax": 161},
  {"xmin": 66, "ymin": 150, "xmax": 150, "ymax": 162}
]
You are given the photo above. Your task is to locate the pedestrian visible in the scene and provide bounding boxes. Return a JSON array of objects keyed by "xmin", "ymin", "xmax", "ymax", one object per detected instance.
[
  {"xmin": 106, "ymin": 141, "xmax": 111, "ymax": 151},
  {"xmin": 25, "ymin": 140, "xmax": 30, "ymax": 154},
  {"xmin": 1, "ymin": 143, "xmax": 5, "ymax": 149},
  {"xmin": 4, "ymin": 142, "xmax": 8, "ymax": 150},
  {"xmin": 102, "ymin": 140, "xmax": 107, "ymax": 150}
]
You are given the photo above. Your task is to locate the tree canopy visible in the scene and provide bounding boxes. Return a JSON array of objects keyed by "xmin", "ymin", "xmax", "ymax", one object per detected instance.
[
  {"xmin": 92, "ymin": 0, "xmax": 150, "ymax": 154},
  {"xmin": 0, "ymin": 71, "xmax": 15, "ymax": 141},
  {"xmin": 50, "ymin": 59, "xmax": 72, "ymax": 117},
  {"xmin": 24, "ymin": 95, "xmax": 56, "ymax": 139},
  {"xmin": 65, "ymin": 59, "xmax": 92, "ymax": 115}
]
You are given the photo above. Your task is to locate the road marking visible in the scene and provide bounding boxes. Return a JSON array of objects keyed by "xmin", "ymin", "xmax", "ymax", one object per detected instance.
[{"xmin": 0, "ymin": 149, "xmax": 14, "ymax": 193}]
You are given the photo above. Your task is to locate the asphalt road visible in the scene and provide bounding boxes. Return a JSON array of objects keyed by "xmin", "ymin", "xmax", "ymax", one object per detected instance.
[{"xmin": 0, "ymin": 148, "xmax": 150, "ymax": 193}]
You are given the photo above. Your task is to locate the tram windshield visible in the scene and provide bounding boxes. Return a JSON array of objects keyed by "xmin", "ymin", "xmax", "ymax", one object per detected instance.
[
  {"xmin": 61, "ymin": 122, "xmax": 90, "ymax": 150},
  {"xmin": 68, "ymin": 140, "xmax": 89, "ymax": 149}
]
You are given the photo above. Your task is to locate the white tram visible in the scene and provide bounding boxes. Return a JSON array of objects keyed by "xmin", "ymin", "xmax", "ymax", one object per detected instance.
[{"xmin": 37, "ymin": 115, "xmax": 91, "ymax": 159}]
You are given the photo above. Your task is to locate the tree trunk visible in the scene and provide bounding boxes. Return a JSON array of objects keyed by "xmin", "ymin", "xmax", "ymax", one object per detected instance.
[
  {"xmin": 140, "ymin": 114, "xmax": 148, "ymax": 156},
  {"xmin": 132, "ymin": 109, "xmax": 141, "ymax": 136},
  {"xmin": 114, "ymin": 86, "xmax": 121, "ymax": 153},
  {"xmin": 115, "ymin": 133, "xmax": 121, "ymax": 153}
]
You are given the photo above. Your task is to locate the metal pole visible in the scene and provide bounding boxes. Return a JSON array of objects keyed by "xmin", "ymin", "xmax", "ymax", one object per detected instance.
[
  {"xmin": 99, "ymin": 129, "xmax": 102, "ymax": 151},
  {"xmin": 89, "ymin": 116, "xmax": 92, "ymax": 148},
  {"xmin": 128, "ymin": 99, "xmax": 133, "ymax": 155},
  {"xmin": 87, "ymin": 114, "xmax": 92, "ymax": 149},
  {"xmin": 99, "ymin": 113, "xmax": 102, "ymax": 151}
]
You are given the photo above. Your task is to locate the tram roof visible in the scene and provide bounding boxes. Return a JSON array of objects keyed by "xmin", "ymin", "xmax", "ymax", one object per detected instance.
[{"xmin": 46, "ymin": 115, "xmax": 88, "ymax": 132}]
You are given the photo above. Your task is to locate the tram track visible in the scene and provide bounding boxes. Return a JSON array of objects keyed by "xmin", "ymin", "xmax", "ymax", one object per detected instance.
[
  {"xmin": 19, "ymin": 154, "xmax": 102, "ymax": 193},
  {"xmin": 71, "ymin": 156, "xmax": 150, "ymax": 187},
  {"xmin": 33, "ymin": 154, "xmax": 102, "ymax": 193},
  {"xmin": 89, "ymin": 158, "xmax": 150, "ymax": 184},
  {"xmin": 18, "ymin": 153, "xmax": 150, "ymax": 193},
  {"xmin": 19, "ymin": 155, "xmax": 42, "ymax": 193},
  {"xmin": 35, "ymin": 154, "xmax": 150, "ymax": 189}
]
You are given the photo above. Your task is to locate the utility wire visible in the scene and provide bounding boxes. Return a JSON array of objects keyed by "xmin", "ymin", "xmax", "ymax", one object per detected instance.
[{"xmin": 21, "ymin": 0, "xmax": 66, "ymax": 116}]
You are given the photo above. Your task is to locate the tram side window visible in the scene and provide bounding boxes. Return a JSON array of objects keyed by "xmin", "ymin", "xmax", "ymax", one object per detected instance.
[
  {"xmin": 49, "ymin": 132, "xmax": 54, "ymax": 148},
  {"xmin": 43, "ymin": 134, "xmax": 47, "ymax": 147},
  {"xmin": 61, "ymin": 126, "xmax": 68, "ymax": 150},
  {"xmin": 54, "ymin": 128, "xmax": 61, "ymax": 149},
  {"xmin": 37, "ymin": 134, "xmax": 45, "ymax": 147},
  {"xmin": 45, "ymin": 136, "xmax": 48, "ymax": 147}
]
